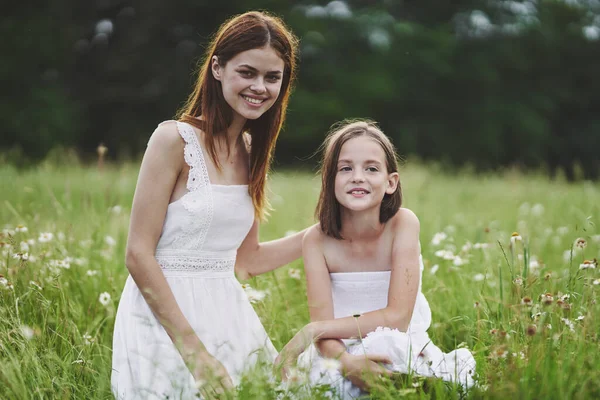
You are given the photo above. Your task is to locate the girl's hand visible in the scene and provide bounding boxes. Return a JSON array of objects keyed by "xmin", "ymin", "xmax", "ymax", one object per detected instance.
[
  {"xmin": 340, "ymin": 353, "xmax": 393, "ymax": 391},
  {"xmin": 275, "ymin": 324, "xmax": 316, "ymax": 380}
]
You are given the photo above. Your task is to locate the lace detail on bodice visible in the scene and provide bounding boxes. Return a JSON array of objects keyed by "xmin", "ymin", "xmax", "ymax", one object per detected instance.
[
  {"xmin": 169, "ymin": 122, "xmax": 214, "ymax": 249},
  {"xmin": 155, "ymin": 249, "xmax": 235, "ymax": 275}
]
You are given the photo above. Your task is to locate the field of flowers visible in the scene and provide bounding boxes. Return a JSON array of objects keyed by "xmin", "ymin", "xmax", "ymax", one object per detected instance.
[{"xmin": 1, "ymin": 161, "xmax": 599, "ymax": 399}]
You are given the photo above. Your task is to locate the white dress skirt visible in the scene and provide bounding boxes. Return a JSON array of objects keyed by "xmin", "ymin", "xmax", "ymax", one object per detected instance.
[
  {"xmin": 111, "ymin": 121, "xmax": 277, "ymax": 399},
  {"xmin": 297, "ymin": 258, "xmax": 476, "ymax": 398}
]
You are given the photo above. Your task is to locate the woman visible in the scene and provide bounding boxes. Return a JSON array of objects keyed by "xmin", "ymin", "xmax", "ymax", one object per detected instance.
[{"xmin": 111, "ymin": 11, "xmax": 303, "ymax": 399}]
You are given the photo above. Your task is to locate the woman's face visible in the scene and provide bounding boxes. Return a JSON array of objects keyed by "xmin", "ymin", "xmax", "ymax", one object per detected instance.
[{"xmin": 212, "ymin": 46, "xmax": 285, "ymax": 122}]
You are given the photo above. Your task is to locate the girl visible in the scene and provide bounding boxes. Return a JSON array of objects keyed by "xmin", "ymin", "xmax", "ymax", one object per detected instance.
[
  {"xmin": 111, "ymin": 12, "xmax": 305, "ymax": 399},
  {"xmin": 275, "ymin": 120, "xmax": 476, "ymax": 397}
]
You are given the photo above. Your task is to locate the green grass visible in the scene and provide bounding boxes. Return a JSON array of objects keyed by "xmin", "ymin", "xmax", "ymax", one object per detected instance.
[{"xmin": 1, "ymin": 161, "xmax": 599, "ymax": 399}]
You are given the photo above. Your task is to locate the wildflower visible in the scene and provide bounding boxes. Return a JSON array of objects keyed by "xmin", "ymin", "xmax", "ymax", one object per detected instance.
[
  {"xmin": 87, "ymin": 270, "xmax": 99, "ymax": 277},
  {"xmin": 579, "ymin": 260, "xmax": 596, "ymax": 270},
  {"xmin": 489, "ymin": 329, "xmax": 498, "ymax": 335},
  {"xmin": 593, "ymin": 279, "xmax": 600, "ymax": 285},
  {"xmin": 521, "ymin": 296, "xmax": 533, "ymax": 306},
  {"xmin": 15, "ymin": 225, "xmax": 28, "ymax": 233},
  {"xmin": 83, "ymin": 333, "xmax": 95, "ymax": 345},
  {"xmin": 561, "ymin": 318, "xmax": 575, "ymax": 332},
  {"xmin": 546, "ymin": 324, "xmax": 552, "ymax": 330},
  {"xmin": 526, "ymin": 325, "xmax": 537, "ymax": 336},
  {"xmin": 0, "ymin": 276, "xmax": 8, "ymax": 288},
  {"xmin": 544, "ymin": 272, "xmax": 552, "ymax": 281},
  {"xmin": 13, "ymin": 252, "xmax": 29, "ymax": 261},
  {"xmin": 105, "ymin": 236, "xmax": 116, "ymax": 247},
  {"xmin": 99, "ymin": 292, "xmax": 111, "ymax": 306},
  {"xmin": 529, "ymin": 257, "xmax": 540, "ymax": 270},
  {"xmin": 285, "ymin": 367, "xmax": 307, "ymax": 385},
  {"xmin": 74, "ymin": 258, "xmax": 88, "ymax": 266},
  {"xmin": 431, "ymin": 232, "xmax": 447, "ymax": 246},
  {"xmin": 288, "ymin": 268, "xmax": 301, "ymax": 280},
  {"xmin": 38, "ymin": 232, "xmax": 53, "ymax": 243},
  {"xmin": 532, "ymin": 312, "xmax": 542, "ymax": 321},
  {"xmin": 489, "ymin": 346, "xmax": 508, "ymax": 360},
  {"xmin": 473, "ymin": 242, "xmax": 490, "ymax": 249},
  {"xmin": 321, "ymin": 358, "xmax": 342, "ymax": 373},
  {"xmin": 474, "ymin": 301, "xmax": 480, "ymax": 308},
  {"xmin": 429, "ymin": 264, "xmax": 439, "ymax": 275},
  {"xmin": 574, "ymin": 238, "xmax": 587, "ymax": 249},
  {"xmin": 79, "ymin": 239, "xmax": 92, "ymax": 248},
  {"xmin": 20, "ymin": 241, "xmax": 29, "ymax": 252},
  {"xmin": 540, "ymin": 293, "xmax": 553, "ymax": 305},
  {"xmin": 510, "ymin": 232, "xmax": 522, "ymax": 245},
  {"xmin": 453, "ymin": 256, "xmax": 468, "ymax": 266},
  {"xmin": 20, "ymin": 325, "xmax": 35, "ymax": 340},
  {"xmin": 110, "ymin": 205, "xmax": 122, "ymax": 215},
  {"xmin": 531, "ymin": 204, "xmax": 545, "ymax": 216},
  {"xmin": 72, "ymin": 359, "xmax": 85, "ymax": 365},
  {"xmin": 243, "ymin": 286, "xmax": 266, "ymax": 303},
  {"xmin": 461, "ymin": 241, "xmax": 473, "ymax": 252},
  {"xmin": 576, "ymin": 315, "xmax": 585, "ymax": 321},
  {"xmin": 513, "ymin": 276, "xmax": 523, "ymax": 286},
  {"xmin": 434, "ymin": 249, "xmax": 454, "ymax": 259},
  {"xmin": 473, "ymin": 273, "xmax": 485, "ymax": 282},
  {"xmin": 29, "ymin": 281, "xmax": 42, "ymax": 290}
]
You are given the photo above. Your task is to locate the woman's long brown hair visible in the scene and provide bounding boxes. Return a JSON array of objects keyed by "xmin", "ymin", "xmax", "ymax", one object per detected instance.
[{"xmin": 177, "ymin": 11, "xmax": 298, "ymax": 220}]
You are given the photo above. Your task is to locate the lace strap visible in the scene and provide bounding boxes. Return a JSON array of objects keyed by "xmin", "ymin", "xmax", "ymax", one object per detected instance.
[{"xmin": 176, "ymin": 121, "xmax": 211, "ymax": 191}]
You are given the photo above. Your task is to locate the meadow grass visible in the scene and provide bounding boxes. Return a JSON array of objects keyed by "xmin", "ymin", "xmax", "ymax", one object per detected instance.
[{"xmin": 0, "ymin": 161, "xmax": 599, "ymax": 399}]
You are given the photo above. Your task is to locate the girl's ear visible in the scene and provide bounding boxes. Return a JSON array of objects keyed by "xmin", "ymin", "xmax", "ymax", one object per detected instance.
[
  {"xmin": 211, "ymin": 56, "xmax": 222, "ymax": 81},
  {"xmin": 386, "ymin": 172, "xmax": 399, "ymax": 195}
]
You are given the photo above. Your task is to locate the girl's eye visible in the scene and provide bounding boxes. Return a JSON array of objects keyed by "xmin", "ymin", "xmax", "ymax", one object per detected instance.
[
  {"xmin": 339, "ymin": 166, "xmax": 351, "ymax": 172},
  {"xmin": 367, "ymin": 167, "xmax": 379, "ymax": 172}
]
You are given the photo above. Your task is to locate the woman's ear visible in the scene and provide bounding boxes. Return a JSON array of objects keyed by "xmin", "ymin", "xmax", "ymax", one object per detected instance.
[
  {"xmin": 386, "ymin": 172, "xmax": 399, "ymax": 194},
  {"xmin": 211, "ymin": 56, "xmax": 222, "ymax": 81}
]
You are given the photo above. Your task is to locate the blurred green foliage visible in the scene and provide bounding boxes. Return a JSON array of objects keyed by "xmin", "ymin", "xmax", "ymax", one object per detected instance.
[{"xmin": 1, "ymin": 0, "xmax": 599, "ymax": 178}]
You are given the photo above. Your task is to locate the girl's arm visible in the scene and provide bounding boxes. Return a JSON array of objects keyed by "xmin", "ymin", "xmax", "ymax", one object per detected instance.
[
  {"xmin": 125, "ymin": 122, "xmax": 231, "ymax": 385},
  {"xmin": 287, "ymin": 209, "xmax": 421, "ymax": 347},
  {"xmin": 234, "ymin": 219, "xmax": 311, "ymax": 279}
]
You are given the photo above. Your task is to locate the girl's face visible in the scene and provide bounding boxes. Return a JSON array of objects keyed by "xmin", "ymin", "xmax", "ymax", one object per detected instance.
[
  {"xmin": 211, "ymin": 46, "xmax": 285, "ymax": 123},
  {"xmin": 334, "ymin": 135, "xmax": 399, "ymax": 214}
]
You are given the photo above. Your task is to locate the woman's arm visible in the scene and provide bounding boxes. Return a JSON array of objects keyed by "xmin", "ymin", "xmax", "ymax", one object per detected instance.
[
  {"xmin": 291, "ymin": 209, "xmax": 422, "ymax": 344},
  {"xmin": 125, "ymin": 122, "xmax": 231, "ymax": 385},
  {"xmin": 234, "ymin": 219, "xmax": 311, "ymax": 278}
]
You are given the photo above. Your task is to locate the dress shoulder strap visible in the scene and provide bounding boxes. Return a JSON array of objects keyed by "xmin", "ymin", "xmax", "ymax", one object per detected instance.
[{"xmin": 175, "ymin": 121, "xmax": 211, "ymax": 191}]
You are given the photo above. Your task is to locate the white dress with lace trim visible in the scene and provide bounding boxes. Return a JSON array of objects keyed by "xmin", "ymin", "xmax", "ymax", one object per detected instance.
[
  {"xmin": 297, "ymin": 258, "xmax": 476, "ymax": 398},
  {"xmin": 111, "ymin": 121, "xmax": 276, "ymax": 399}
]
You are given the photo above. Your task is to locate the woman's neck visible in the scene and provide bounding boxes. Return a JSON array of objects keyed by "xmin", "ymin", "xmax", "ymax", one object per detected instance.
[{"xmin": 340, "ymin": 208, "xmax": 385, "ymax": 241}]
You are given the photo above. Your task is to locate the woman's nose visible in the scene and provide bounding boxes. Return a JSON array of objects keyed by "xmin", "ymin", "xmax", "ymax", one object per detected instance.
[{"xmin": 250, "ymin": 77, "xmax": 266, "ymax": 94}]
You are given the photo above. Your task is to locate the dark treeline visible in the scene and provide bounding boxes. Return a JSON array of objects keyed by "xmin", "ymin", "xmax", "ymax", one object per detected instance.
[{"xmin": 2, "ymin": 0, "xmax": 599, "ymax": 179}]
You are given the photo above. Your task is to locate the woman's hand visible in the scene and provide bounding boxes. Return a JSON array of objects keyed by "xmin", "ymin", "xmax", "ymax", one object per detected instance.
[
  {"xmin": 179, "ymin": 335, "xmax": 234, "ymax": 398},
  {"xmin": 340, "ymin": 353, "xmax": 393, "ymax": 392},
  {"xmin": 193, "ymin": 351, "xmax": 234, "ymax": 399}
]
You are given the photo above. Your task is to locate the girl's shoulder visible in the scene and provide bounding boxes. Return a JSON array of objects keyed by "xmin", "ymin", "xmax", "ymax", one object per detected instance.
[
  {"xmin": 304, "ymin": 223, "xmax": 326, "ymax": 246},
  {"xmin": 388, "ymin": 207, "xmax": 420, "ymax": 233}
]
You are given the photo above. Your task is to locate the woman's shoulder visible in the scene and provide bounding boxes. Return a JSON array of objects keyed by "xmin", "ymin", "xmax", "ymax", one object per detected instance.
[{"xmin": 148, "ymin": 121, "xmax": 184, "ymax": 148}]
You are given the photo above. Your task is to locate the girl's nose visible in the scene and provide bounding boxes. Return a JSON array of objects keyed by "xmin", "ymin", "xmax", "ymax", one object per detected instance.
[
  {"xmin": 351, "ymin": 171, "xmax": 365, "ymax": 182},
  {"xmin": 250, "ymin": 78, "xmax": 266, "ymax": 94}
]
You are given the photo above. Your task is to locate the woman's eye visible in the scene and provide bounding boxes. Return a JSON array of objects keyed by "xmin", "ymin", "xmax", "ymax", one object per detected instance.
[
  {"xmin": 266, "ymin": 75, "xmax": 281, "ymax": 83},
  {"xmin": 239, "ymin": 70, "xmax": 253, "ymax": 77}
]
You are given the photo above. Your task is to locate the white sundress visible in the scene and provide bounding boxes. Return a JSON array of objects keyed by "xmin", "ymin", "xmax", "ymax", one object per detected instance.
[
  {"xmin": 111, "ymin": 121, "xmax": 277, "ymax": 399},
  {"xmin": 297, "ymin": 257, "xmax": 476, "ymax": 398}
]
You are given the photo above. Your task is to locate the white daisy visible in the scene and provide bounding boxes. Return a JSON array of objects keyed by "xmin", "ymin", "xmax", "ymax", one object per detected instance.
[
  {"xmin": 99, "ymin": 292, "xmax": 111, "ymax": 306},
  {"xmin": 38, "ymin": 232, "xmax": 54, "ymax": 243}
]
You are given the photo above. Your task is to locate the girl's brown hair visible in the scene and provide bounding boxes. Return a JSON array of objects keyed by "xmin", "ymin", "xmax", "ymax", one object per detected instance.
[
  {"xmin": 316, "ymin": 120, "xmax": 402, "ymax": 239},
  {"xmin": 177, "ymin": 11, "xmax": 298, "ymax": 220}
]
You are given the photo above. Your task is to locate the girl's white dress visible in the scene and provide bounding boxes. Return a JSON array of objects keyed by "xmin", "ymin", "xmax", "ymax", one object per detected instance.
[
  {"xmin": 111, "ymin": 121, "xmax": 277, "ymax": 399},
  {"xmin": 297, "ymin": 257, "xmax": 476, "ymax": 398}
]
